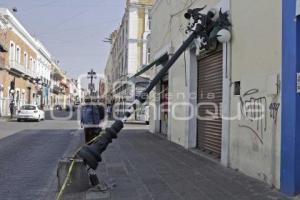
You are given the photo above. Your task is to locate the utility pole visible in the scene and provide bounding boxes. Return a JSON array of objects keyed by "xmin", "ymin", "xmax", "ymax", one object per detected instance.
[{"xmin": 87, "ymin": 69, "xmax": 97, "ymax": 95}]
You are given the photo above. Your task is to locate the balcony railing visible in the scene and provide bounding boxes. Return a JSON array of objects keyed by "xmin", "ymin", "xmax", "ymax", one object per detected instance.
[
  {"xmin": 50, "ymin": 84, "xmax": 61, "ymax": 94},
  {"xmin": 9, "ymin": 60, "xmax": 41, "ymax": 79},
  {"xmin": 9, "ymin": 60, "xmax": 26, "ymax": 74},
  {"xmin": 25, "ymin": 69, "xmax": 36, "ymax": 78}
]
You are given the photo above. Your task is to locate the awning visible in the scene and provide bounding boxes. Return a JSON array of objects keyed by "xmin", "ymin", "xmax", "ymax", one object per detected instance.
[{"xmin": 129, "ymin": 52, "xmax": 169, "ymax": 80}]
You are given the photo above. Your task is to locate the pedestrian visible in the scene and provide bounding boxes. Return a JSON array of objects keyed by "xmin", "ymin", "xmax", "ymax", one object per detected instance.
[
  {"xmin": 80, "ymin": 95, "xmax": 106, "ymax": 188},
  {"xmin": 9, "ymin": 101, "xmax": 14, "ymax": 119},
  {"xmin": 81, "ymin": 96, "xmax": 105, "ymax": 143},
  {"xmin": 107, "ymin": 104, "xmax": 112, "ymax": 120}
]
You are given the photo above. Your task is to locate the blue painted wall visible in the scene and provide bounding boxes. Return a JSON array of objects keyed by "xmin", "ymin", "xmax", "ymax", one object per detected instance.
[{"xmin": 281, "ymin": 0, "xmax": 300, "ymax": 195}]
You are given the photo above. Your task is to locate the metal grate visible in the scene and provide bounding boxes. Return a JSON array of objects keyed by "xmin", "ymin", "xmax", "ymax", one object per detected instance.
[{"xmin": 197, "ymin": 50, "xmax": 223, "ymax": 158}]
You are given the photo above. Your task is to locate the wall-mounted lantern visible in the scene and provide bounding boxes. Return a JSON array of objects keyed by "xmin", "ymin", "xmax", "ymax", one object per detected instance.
[{"xmin": 185, "ymin": 7, "xmax": 232, "ymax": 51}]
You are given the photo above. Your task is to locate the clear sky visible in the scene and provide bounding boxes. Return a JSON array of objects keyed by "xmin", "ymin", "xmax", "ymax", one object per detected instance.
[{"xmin": 0, "ymin": 0, "xmax": 126, "ymax": 81}]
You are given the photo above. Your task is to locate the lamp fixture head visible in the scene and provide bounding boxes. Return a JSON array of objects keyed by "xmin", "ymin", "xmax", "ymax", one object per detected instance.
[
  {"xmin": 185, "ymin": 7, "xmax": 232, "ymax": 50},
  {"xmin": 217, "ymin": 29, "xmax": 231, "ymax": 43}
]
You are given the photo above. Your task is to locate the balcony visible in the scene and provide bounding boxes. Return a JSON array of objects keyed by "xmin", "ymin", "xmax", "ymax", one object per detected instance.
[
  {"xmin": 9, "ymin": 60, "xmax": 26, "ymax": 75},
  {"xmin": 51, "ymin": 84, "xmax": 62, "ymax": 94},
  {"xmin": 24, "ymin": 69, "xmax": 36, "ymax": 79}
]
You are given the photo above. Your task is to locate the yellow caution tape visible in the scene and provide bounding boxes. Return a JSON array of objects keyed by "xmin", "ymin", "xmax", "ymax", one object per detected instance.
[
  {"xmin": 55, "ymin": 132, "xmax": 102, "ymax": 200},
  {"xmin": 55, "ymin": 95, "xmax": 164, "ymax": 200},
  {"xmin": 56, "ymin": 159, "xmax": 75, "ymax": 200}
]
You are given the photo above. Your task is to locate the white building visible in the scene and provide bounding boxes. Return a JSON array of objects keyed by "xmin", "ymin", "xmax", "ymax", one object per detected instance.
[
  {"xmin": 34, "ymin": 39, "xmax": 52, "ymax": 108},
  {"xmin": 148, "ymin": 0, "xmax": 283, "ymax": 192}
]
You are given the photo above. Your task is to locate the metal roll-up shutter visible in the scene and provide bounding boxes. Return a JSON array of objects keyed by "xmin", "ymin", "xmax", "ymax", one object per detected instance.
[{"xmin": 197, "ymin": 49, "xmax": 223, "ymax": 158}]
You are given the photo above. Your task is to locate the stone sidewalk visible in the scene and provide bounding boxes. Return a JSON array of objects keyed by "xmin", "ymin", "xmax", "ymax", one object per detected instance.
[
  {"xmin": 64, "ymin": 129, "xmax": 289, "ymax": 200},
  {"xmin": 69, "ymin": 129, "xmax": 290, "ymax": 200}
]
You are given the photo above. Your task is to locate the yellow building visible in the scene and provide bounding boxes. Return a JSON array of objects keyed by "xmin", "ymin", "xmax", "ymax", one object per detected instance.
[{"xmin": 0, "ymin": 8, "xmax": 67, "ymax": 115}]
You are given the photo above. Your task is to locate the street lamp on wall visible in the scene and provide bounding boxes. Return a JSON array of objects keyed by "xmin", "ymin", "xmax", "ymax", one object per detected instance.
[
  {"xmin": 184, "ymin": 7, "xmax": 232, "ymax": 51},
  {"xmin": 9, "ymin": 78, "xmax": 15, "ymax": 100},
  {"xmin": 33, "ymin": 77, "xmax": 41, "ymax": 85}
]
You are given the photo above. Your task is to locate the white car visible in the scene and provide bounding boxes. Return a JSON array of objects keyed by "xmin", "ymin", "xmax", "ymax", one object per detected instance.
[{"xmin": 17, "ymin": 105, "xmax": 45, "ymax": 122}]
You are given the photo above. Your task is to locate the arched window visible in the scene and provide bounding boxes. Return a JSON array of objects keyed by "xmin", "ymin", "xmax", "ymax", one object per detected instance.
[
  {"xmin": 29, "ymin": 57, "xmax": 33, "ymax": 68},
  {"xmin": 9, "ymin": 42, "xmax": 15, "ymax": 64},
  {"xmin": 24, "ymin": 52, "xmax": 28, "ymax": 69},
  {"xmin": 16, "ymin": 46, "xmax": 21, "ymax": 64}
]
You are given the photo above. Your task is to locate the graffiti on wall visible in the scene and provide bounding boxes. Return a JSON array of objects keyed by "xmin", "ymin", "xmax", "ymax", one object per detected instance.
[
  {"xmin": 239, "ymin": 89, "xmax": 267, "ymax": 144},
  {"xmin": 269, "ymin": 103, "xmax": 280, "ymax": 124},
  {"xmin": 239, "ymin": 88, "xmax": 281, "ymax": 145}
]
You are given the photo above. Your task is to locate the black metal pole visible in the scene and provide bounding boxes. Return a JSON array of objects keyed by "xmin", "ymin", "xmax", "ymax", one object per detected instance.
[
  {"xmin": 88, "ymin": 70, "xmax": 96, "ymax": 95},
  {"xmin": 78, "ymin": 26, "xmax": 200, "ymax": 170},
  {"xmin": 90, "ymin": 76, "xmax": 93, "ymax": 94},
  {"xmin": 139, "ymin": 30, "xmax": 198, "ymax": 103}
]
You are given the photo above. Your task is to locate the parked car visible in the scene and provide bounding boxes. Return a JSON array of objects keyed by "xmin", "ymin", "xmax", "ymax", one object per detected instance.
[
  {"xmin": 17, "ymin": 105, "xmax": 45, "ymax": 122},
  {"xmin": 54, "ymin": 104, "xmax": 63, "ymax": 111}
]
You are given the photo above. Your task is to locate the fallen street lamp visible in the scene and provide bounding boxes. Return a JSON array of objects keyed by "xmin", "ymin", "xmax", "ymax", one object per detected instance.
[{"xmin": 77, "ymin": 7, "xmax": 232, "ymax": 170}]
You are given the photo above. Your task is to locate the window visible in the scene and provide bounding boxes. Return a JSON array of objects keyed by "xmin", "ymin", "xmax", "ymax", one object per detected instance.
[
  {"xmin": 9, "ymin": 42, "xmax": 15, "ymax": 63},
  {"xmin": 24, "ymin": 52, "xmax": 28, "ymax": 69},
  {"xmin": 29, "ymin": 57, "xmax": 33, "ymax": 69},
  {"xmin": 33, "ymin": 60, "xmax": 36, "ymax": 73},
  {"xmin": 16, "ymin": 46, "xmax": 21, "ymax": 63},
  {"xmin": 21, "ymin": 105, "xmax": 36, "ymax": 110}
]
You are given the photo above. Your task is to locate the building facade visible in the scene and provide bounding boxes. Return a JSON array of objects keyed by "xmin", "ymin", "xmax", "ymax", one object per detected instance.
[
  {"xmin": 0, "ymin": 8, "xmax": 68, "ymax": 115},
  {"xmin": 104, "ymin": 0, "xmax": 155, "ymax": 119},
  {"xmin": 0, "ymin": 8, "xmax": 40, "ymax": 115},
  {"xmin": 147, "ymin": 0, "xmax": 300, "ymax": 196},
  {"xmin": 50, "ymin": 60, "xmax": 68, "ymax": 109}
]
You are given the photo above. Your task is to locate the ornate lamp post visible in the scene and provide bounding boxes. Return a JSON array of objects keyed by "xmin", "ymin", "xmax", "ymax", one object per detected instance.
[{"xmin": 87, "ymin": 69, "xmax": 97, "ymax": 96}]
